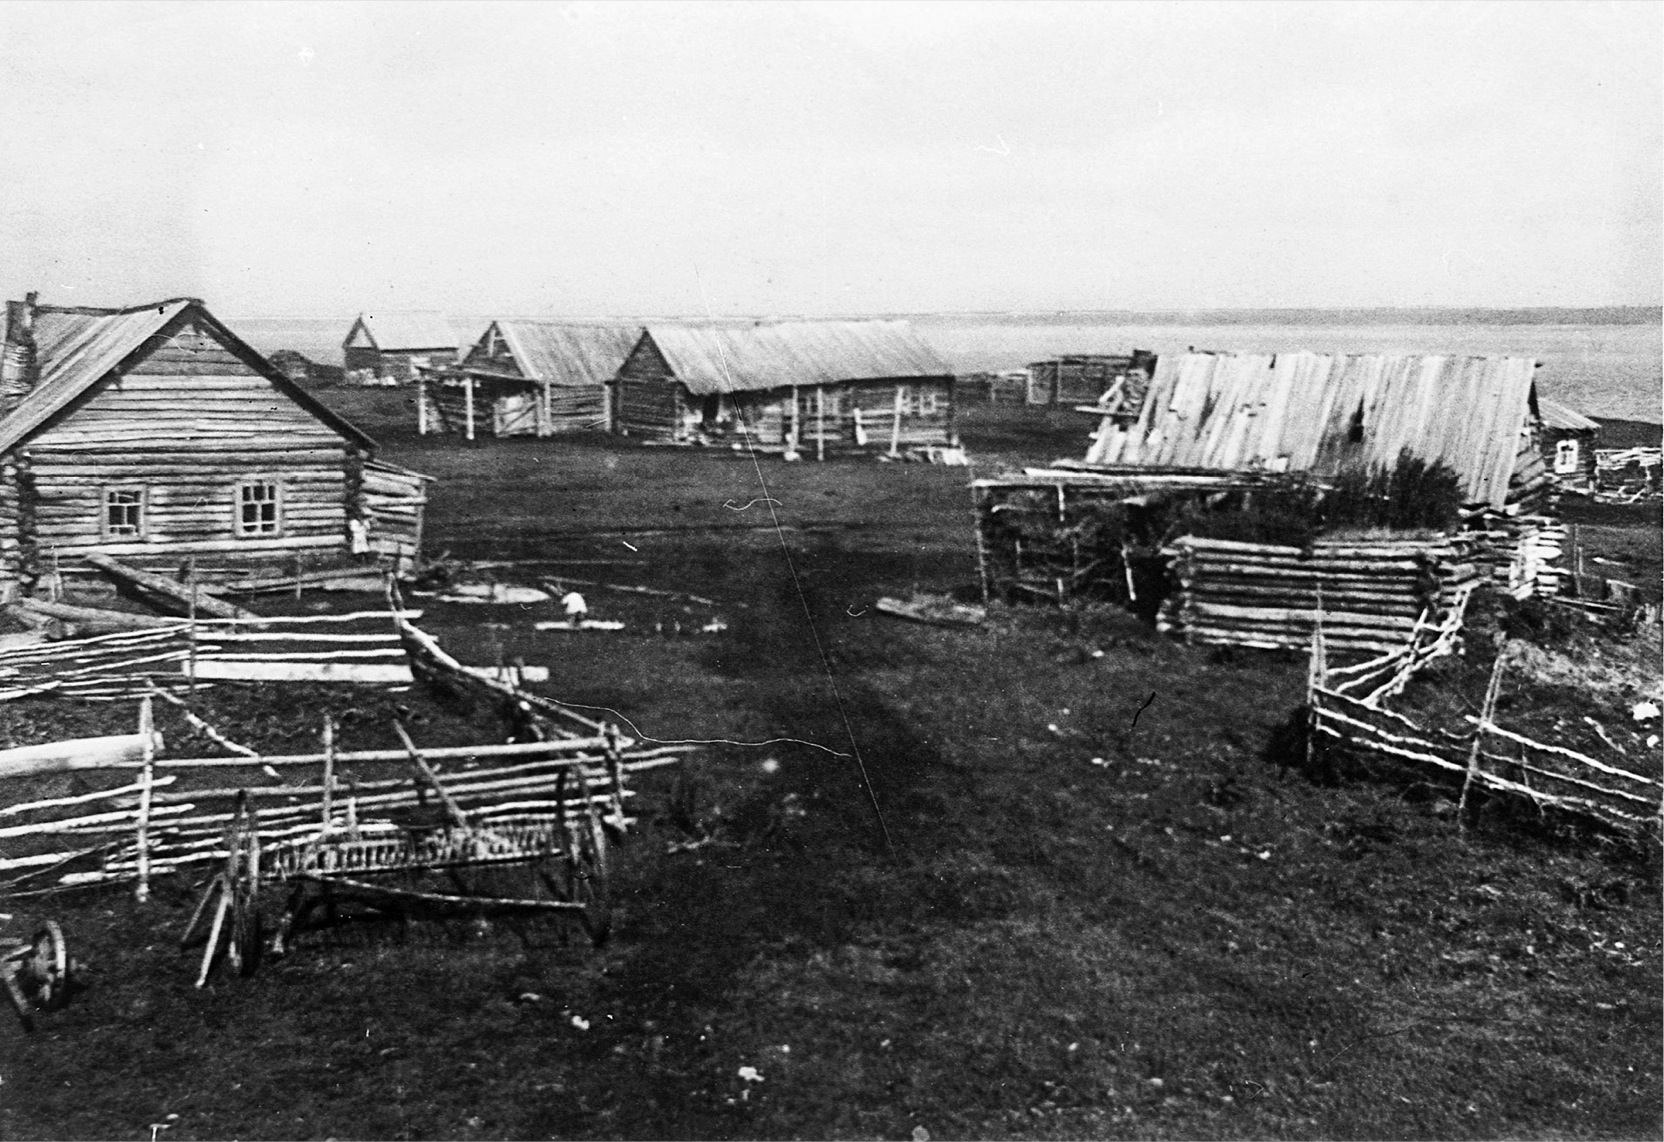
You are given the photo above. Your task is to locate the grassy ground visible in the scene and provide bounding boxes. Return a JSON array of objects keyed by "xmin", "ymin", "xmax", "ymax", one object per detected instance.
[{"xmin": 0, "ymin": 396, "xmax": 1658, "ymax": 1140}]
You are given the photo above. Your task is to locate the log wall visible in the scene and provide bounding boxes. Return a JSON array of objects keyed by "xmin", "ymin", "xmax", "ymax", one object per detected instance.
[{"xmin": 22, "ymin": 318, "xmax": 354, "ymax": 580}]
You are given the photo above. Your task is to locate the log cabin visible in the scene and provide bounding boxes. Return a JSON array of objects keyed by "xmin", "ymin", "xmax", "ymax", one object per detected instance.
[
  {"xmin": 1537, "ymin": 398, "xmax": 1600, "ymax": 491},
  {"xmin": 1025, "ymin": 352, "xmax": 1155, "ymax": 406},
  {"xmin": 0, "ymin": 294, "xmax": 430, "ymax": 595},
  {"xmin": 1078, "ymin": 351, "xmax": 1552, "ymax": 514},
  {"xmin": 612, "ymin": 320, "xmax": 957, "ymax": 458},
  {"xmin": 417, "ymin": 321, "xmax": 641, "ymax": 438},
  {"xmin": 342, "ymin": 311, "xmax": 457, "ymax": 385}
]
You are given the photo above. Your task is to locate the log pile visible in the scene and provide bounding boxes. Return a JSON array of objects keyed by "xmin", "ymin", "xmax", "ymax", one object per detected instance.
[
  {"xmin": 1463, "ymin": 515, "xmax": 1564, "ymax": 599},
  {"xmin": 1309, "ymin": 617, "xmax": 1663, "ymax": 841},
  {"xmin": 1158, "ymin": 536, "xmax": 1480, "ymax": 654}
]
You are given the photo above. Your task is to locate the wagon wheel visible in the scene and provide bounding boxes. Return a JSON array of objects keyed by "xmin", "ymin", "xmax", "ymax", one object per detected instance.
[
  {"xmin": 26, "ymin": 921, "xmax": 69, "ymax": 1011},
  {"xmin": 224, "ymin": 795, "xmax": 263, "ymax": 977},
  {"xmin": 569, "ymin": 803, "xmax": 612, "ymax": 946}
]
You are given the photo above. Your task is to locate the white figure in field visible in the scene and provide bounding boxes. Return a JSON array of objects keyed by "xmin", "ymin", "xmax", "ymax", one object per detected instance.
[{"xmin": 560, "ymin": 591, "xmax": 588, "ymax": 621}]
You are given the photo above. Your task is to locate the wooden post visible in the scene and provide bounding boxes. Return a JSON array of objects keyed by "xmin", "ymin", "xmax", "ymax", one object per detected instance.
[
  {"xmin": 816, "ymin": 388, "xmax": 825, "ymax": 462},
  {"xmin": 890, "ymin": 385, "xmax": 903, "ymax": 458},
  {"xmin": 135, "ymin": 696, "xmax": 156, "ymax": 902},
  {"xmin": 971, "ymin": 487, "xmax": 991, "ymax": 606},
  {"xmin": 1459, "ymin": 644, "xmax": 1509, "ymax": 829},
  {"xmin": 416, "ymin": 374, "xmax": 429, "ymax": 435},
  {"xmin": 187, "ymin": 558, "xmax": 198, "ymax": 698},
  {"xmin": 50, "ymin": 549, "xmax": 60, "ymax": 603},
  {"xmin": 604, "ymin": 722, "xmax": 625, "ymax": 824},
  {"xmin": 790, "ymin": 385, "xmax": 800, "ymax": 452},
  {"xmin": 464, "ymin": 375, "xmax": 476, "ymax": 442},
  {"xmin": 321, "ymin": 715, "xmax": 335, "ymax": 835}
]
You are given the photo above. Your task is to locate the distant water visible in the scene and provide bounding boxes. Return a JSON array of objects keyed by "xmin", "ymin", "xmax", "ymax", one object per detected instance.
[{"xmin": 234, "ymin": 313, "xmax": 1661, "ymax": 424}]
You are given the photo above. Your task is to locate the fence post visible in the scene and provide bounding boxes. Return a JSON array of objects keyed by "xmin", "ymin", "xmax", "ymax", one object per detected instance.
[
  {"xmin": 1459, "ymin": 644, "xmax": 1510, "ymax": 830},
  {"xmin": 187, "ymin": 556, "xmax": 198, "ymax": 698},
  {"xmin": 135, "ymin": 696, "xmax": 156, "ymax": 902},
  {"xmin": 1306, "ymin": 590, "xmax": 1327, "ymax": 775},
  {"xmin": 321, "ymin": 715, "xmax": 336, "ymax": 836},
  {"xmin": 604, "ymin": 722, "xmax": 625, "ymax": 825}
]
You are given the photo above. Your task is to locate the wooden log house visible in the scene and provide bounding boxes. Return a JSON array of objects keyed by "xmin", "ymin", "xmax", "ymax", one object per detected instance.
[
  {"xmin": 1025, "ymin": 352, "xmax": 1155, "ymax": 406},
  {"xmin": 417, "ymin": 321, "xmax": 642, "ymax": 438},
  {"xmin": 612, "ymin": 320, "xmax": 957, "ymax": 458},
  {"xmin": 1537, "ymin": 398, "xmax": 1600, "ymax": 491},
  {"xmin": 0, "ymin": 294, "xmax": 430, "ymax": 595},
  {"xmin": 342, "ymin": 311, "xmax": 457, "ymax": 385}
]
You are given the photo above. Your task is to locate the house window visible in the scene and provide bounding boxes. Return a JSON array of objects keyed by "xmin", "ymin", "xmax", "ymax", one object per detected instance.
[
  {"xmin": 1554, "ymin": 438, "xmax": 1580, "ymax": 474},
  {"xmin": 236, "ymin": 480, "xmax": 283, "ymax": 537},
  {"xmin": 103, "ymin": 487, "xmax": 146, "ymax": 539}
]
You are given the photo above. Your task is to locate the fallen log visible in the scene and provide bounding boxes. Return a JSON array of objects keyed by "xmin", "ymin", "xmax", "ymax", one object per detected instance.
[
  {"xmin": 13, "ymin": 598, "xmax": 184, "ymax": 632},
  {"xmin": 83, "ymin": 555, "xmax": 257, "ymax": 621}
]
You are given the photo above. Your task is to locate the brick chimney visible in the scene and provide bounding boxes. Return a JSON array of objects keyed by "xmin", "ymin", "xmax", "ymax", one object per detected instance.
[{"xmin": 0, "ymin": 292, "xmax": 40, "ymax": 419}]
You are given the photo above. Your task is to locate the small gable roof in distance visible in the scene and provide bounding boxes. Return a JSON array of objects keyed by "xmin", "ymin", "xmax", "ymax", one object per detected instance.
[
  {"xmin": 1, "ymin": 298, "xmax": 375, "ymax": 454},
  {"xmin": 642, "ymin": 320, "xmax": 953, "ymax": 396},
  {"xmin": 487, "ymin": 322, "xmax": 643, "ymax": 388},
  {"xmin": 1085, "ymin": 351, "xmax": 1540, "ymax": 510},
  {"xmin": 346, "ymin": 311, "xmax": 457, "ymax": 353},
  {"xmin": 1538, "ymin": 398, "xmax": 1600, "ymax": 433}
]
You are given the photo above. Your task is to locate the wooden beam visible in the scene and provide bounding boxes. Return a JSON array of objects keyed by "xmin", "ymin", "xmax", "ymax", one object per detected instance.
[
  {"xmin": 11, "ymin": 598, "xmax": 179, "ymax": 631},
  {"xmin": 83, "ymin": 554, "xmax": 258, "ymax": 620}
]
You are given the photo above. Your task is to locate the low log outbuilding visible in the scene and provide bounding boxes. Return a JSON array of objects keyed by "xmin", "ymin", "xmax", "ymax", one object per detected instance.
[
  {"xmin": 612, "ymin": 320, "xmax": 956, "ymax": 458},
  {"xmin": 418, "ymin": 321, "xmax": 641, "ymax": 438},
  {"xmin": 342, "ymin": 311, "xmax": 457, "ymax": 385},
  {"xmin": 1025, "ymin": 353, "xmax": 1154, "ymax": 406},
  {"xmin": 0, "ymin": 294, "xmax": 429, "ymax": 593}
]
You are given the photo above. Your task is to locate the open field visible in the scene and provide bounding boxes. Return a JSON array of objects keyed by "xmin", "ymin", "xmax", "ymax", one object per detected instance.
[{"xmin": 1, "ymin": 402, "xmax": 1659, "ymax": 1140}]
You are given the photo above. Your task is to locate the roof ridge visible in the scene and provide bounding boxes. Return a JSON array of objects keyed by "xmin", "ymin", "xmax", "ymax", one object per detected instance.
[{"xmin": 36, "ymin": 298, "xmax": 199, "ymax": 316}]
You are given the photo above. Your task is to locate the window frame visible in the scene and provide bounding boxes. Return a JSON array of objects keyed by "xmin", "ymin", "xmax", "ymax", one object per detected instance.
[
  {"xmin": 234, "ymin": 478, "xmax": 285, "ymax": 538},
  {"xmin": 1553, "ymin": 438, "xmax": 1580, "ymax": 475},
  {"xmin": 101, "ymin": 485, "xmax": 148, "ymax": 541}
]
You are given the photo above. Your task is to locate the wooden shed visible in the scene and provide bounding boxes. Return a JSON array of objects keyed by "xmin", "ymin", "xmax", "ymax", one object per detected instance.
[
  {"xmin": 613, "ymin": 320, "xmax": 957, "ymax": 458},
  {"xmin": 1078, "ymin": 352, "xmax": 1550, "ymax": 514},
  {"xmin": 342, "ymin": 311, "xmax": 457, "ymax": 385},
  {"xmin": 0, "ymin": 294, "xmax": 430, "ymax": 593},
  {"xmin": 1025, "ymin": 353, "xmax": 1155, "ymax": 406},
  {"xmin": 1538, "ymin": 398, "xmax": 1600, "ymax": 490},
  {"xmin": 418, "ymin": 321, "xmax": 641, "ymax": 438}
]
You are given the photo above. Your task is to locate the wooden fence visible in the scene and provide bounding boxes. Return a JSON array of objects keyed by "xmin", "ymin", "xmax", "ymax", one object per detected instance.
[
  {"xmin": 1158, "ymin": 536, "xmax": 1480, "ymax": 654},
  {"xmin": 0, "ymin": 617, "xmax": 692, "ymax": 897},
  {"xmin": 1308, "ymin": 608, "xmax": 1663, "ymax": 841}
]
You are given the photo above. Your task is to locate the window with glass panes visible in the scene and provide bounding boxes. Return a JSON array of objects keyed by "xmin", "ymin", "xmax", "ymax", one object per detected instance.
[
  {"xmin": 103, "ymin": 488, "xmax": 146, "ymax": 539},
  {"xmin": 236, "ymin": 480, "xmax": 282, "ymax": 536}
]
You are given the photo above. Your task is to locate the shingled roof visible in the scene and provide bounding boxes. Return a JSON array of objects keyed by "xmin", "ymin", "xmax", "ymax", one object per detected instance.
[
  {"xmin": 1083, "ymin": 351, "xmax": 1540, "ymax": 510},
  {"xmin": 642, "ymin": 320, "xmax": 952, "ymax": 396}
]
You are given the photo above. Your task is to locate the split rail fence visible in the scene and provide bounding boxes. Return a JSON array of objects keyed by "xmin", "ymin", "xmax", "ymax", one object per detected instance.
[{"xmin": 1307, "ymin": 604, "xmax": 1663, "ymax": 841}]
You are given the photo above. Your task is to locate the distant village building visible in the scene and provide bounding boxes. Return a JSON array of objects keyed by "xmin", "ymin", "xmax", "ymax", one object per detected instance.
[
  {"xmin": 342, "ymin": 312, "xmax": 457, "ymax": 385},
  {"xmin": 1080, "ymin": 352, "xmax": 1551, "ymax": 513},
  {"xmin": 0, "ymin": 294, "xmax": 429, "ymax": 591},
  {"xmin": 1026, "ymin": 352, "xmax": 1156, "ymax": 407},
  {"xmin": 268, "ymin": 349, "xmax": 346, "ymax": 387},
  {"xmin": 418, "ymin": 321, "xmax": 642, "ymax": 438},
  {"xmin": 1537, "ymin": 398, "xmax": 1600, "ymax": 490},
  {"xmin": 612, "ymin": 320, "xmax": 957, "ymax": 458}
]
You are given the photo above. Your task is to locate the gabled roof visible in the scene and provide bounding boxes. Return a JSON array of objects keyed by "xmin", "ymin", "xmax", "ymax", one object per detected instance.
[
  {"xmin": 345, "ymin": 311, "xmax": 456, "ymax": 352},
  {"xmin": 1538, "ymin": 398, "xmax": 1600, "ymax": 432},
  {"xmin": 0, "ymin": 298, "xmax": 375, "ymax": 453},
  {"xmin": 641, "ymin": 319, "xmax": 952, "ymax": 396},
  {"xmin": 1083, "ymin": 352, "xmax": 1540, "ymax": 510},
  {"xmin": 479, "ymin": 321, "xmax": 642, "ymax": 388}
]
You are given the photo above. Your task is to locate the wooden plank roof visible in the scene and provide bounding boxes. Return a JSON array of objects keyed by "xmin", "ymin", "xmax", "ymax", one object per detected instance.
[
  {"xmin": 1083, "ymin": 351, "xmax": 1540, "ymax": 510},
  {"xmin": 642, "ymin": 320, "xmax": 952, "ymax": 396},
  {"xmin": 1538, "ymin": 397, "xmax": 1600, "ymax": 432},
  {"xmin": 484, "ymin": 321, "xmax": 642, "ymax": 388},
  {"xmin": 0, "ymin": 298, "xmax": 375, "ymax": 453}
]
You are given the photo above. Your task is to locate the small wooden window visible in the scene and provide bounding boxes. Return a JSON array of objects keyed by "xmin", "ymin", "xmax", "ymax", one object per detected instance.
[
  {"xmin": 236, "ymin": 480, "xmax": 283, "ymax": 537},
  {"xmin": 103, "ymin": 487, "xmax": 146, "ymax": 539},
  {"xmin": 1554, "ymin": 438, "xmax": 1579, "ymax": 474}
]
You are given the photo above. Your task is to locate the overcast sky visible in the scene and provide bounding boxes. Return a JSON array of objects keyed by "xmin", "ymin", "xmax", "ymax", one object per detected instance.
[{"xmin": 0, "ymin": 1, "xmax": 1657, "ymax": 318}]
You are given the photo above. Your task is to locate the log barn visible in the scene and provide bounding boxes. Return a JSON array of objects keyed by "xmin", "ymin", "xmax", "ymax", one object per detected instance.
[
  {"xmin": 1537, "ymin": 398, "xmax": 1600, "ymax": 491},
  {"xmin": 1080, "ymin": 351, "xmax": 1550, "ymax": 514},
  {"xmin": 417, "ymin": 321, "xmax": 641, "ymax": 438},
  {"xmin": 0, "ymin": 294, "xmax": 429, "ymax": 594},
  {"xmin": 612, "ymin": 320, "xmax": 956, "ymax": 458},
  {"xmin": 1025, "ymin": 352, "xmax": 1155, "ymax": 406},
  {"xmin": 342, "ymin": 311, "xmax": 457, "ymax": 385}
]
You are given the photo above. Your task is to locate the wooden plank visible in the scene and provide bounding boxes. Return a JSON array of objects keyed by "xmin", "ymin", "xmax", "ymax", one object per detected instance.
[{"xmin": 0, "ymin": 732, "xmax": 168, "ymax": 780}]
